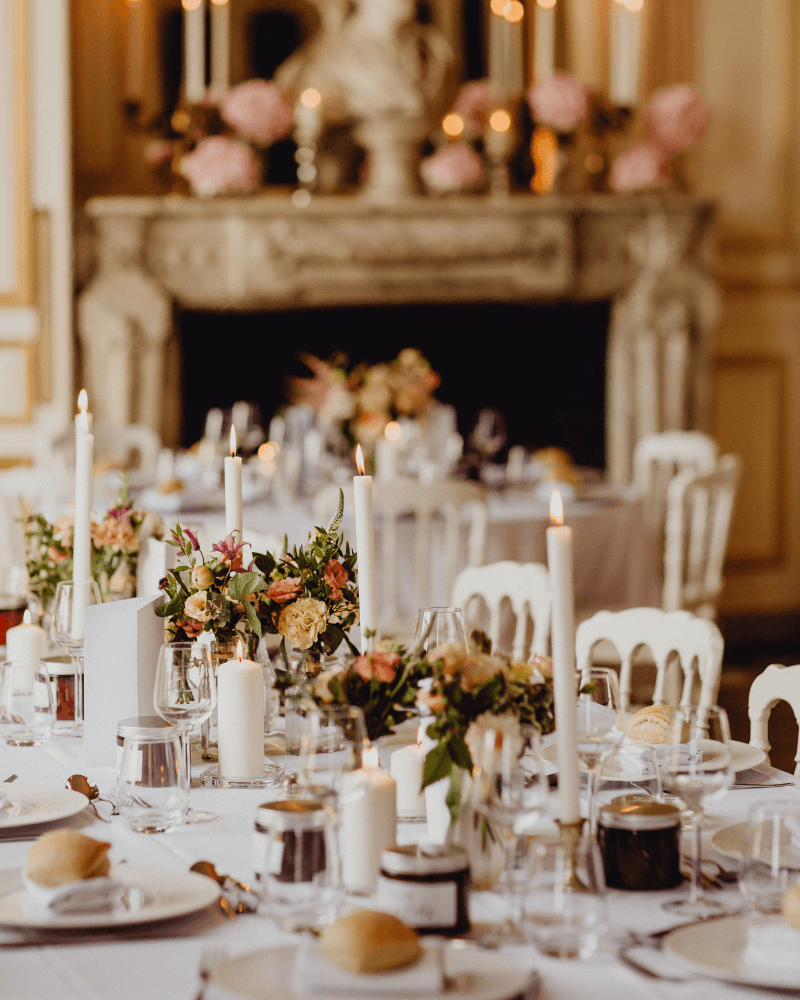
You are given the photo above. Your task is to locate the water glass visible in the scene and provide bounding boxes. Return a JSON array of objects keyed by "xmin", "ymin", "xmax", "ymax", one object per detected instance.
[
  {"xmin": 522, "ymin": 835, "xmax": 607, "ymax": 959},
  {"xmin": 118, "ymin": 732, "xmax": 189, "ymax": 833},
  {"xmin": 739, "ymin": 803, "xmax": 800, "ymax": 914},
  {"xmin": 51, "ymin": 579, "xmax": 103, "ymax": 737},
  {"xmin": 411, "ymin": 607, "xmax": 468, "ymax": 658},
  {"xmin": 0, "ymin": 660, "xmax": 55, "ymax": 746}
]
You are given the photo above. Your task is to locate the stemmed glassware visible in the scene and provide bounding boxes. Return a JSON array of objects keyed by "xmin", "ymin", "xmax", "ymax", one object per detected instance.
[
  {"xmin": 575, "ymin": 667, "xmax": 624, "ymax": 834},
  {"xmin": 411, "ymin": 607, "xmax": 468, "ymax": 658},
  {"xmin": 659, "ymin": 705, "xmax": 735, "ymax": 917},
  {"xmin": 51, "ymin": 580, "xmax": 103, "ymax": 737},
  {"xmin": 471, "ymin": 724, "xmax": 549, "ymax": 940},
  {"xmin": 153, "ymin": 641, "xmax": 217, "ymax": 824},
  {"xmin": 469, "ymin": 408, "xmax": 508, "ymax": 463}
]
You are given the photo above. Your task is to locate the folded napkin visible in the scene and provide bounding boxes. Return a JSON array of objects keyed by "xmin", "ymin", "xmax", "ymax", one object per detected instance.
[
  {"xmin": 22, "ymin": 874, "xmax": 133, "ymax": 920},
  {"xmin": 616, "ymin": 738, "xmax": 701, "ymax": 776},
  {"xmin": 293, "ymin": 937, "xmax": 444, "ymax": 997}
]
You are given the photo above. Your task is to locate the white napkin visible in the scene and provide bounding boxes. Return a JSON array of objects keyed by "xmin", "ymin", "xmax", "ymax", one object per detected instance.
[
  {"xmin": 293, "ymin": 937, "xmax": 444, "ymax": 997},
  {"xmin": 0, "ymin": 788, "xmax": 9, "ymax": 821},
  {"xmin": 22, "ymin": 874, "xmax": 133, "ymax": 920}
]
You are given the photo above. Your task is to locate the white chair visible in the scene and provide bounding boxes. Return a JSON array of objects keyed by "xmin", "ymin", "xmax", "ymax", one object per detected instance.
[
  {"xmin": 633, "ymin": 431, "xmax": 719, "ymax": 532},
  {"xmin": 452, "ymin": 561, "xmax": 551, "ymax": 660},
  {"xmin": 663, "ymin": 454, "xmax": 741, "ymax": 618},
  {"xmin": 48, "ymin": 421, "xmax": 162, "ymax": 473},
  {"xmin": 313, "ymin": 479, "xmax": 487, "ymax": 638},
  {"xmin": 748, "ymin": 663, "xmax": 800, "ymax": 774},
  {"xmin": 576, "ymin": 607, "xmax": 724, "ymax": 715}
]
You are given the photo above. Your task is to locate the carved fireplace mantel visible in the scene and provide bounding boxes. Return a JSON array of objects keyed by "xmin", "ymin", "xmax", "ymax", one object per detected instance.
[{"xmin": 77, "ymin": 191, "xmax": 718, "ymax": 481}]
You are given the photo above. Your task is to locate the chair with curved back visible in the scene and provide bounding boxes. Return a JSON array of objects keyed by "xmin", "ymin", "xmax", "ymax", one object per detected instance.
[
  {"xmin": 633, "ymin": 431, "xmax": 719, "ymax": 532},
  {"xmin": 575, "ymin": 607, "xmax": 724, "ymax": 715},
  {"xmin": 451, "ymin": 561, "xmax": 551, "ymax": 660},
  {"xmin": 748, "ymin": 663, "xmax": 800, "ymax": 774}
]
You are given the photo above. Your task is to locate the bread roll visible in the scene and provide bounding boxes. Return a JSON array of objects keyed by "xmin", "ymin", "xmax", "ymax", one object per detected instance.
[
  {"xmin": 25, "ymin": 830, "xmax": 112, "ymax": 888},
  {"xmin": 626, "ymin": 705, "xmax": 689, "ymax": 744},
  {"xmin": 783, "ymin": 884, "xmax": 800, "ymax": 928},
  {"xmin": 320, "ymin": 910, "xmax": 422, "ymax": 973}
]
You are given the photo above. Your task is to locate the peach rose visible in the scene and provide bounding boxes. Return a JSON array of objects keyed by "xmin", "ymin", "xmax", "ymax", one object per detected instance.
[
  {"xmin": 46, "ymin": 546, "xmax": 68, "ymax": 564},
  {"xmin": 354, "ymin": 651, "xmax": 401, "ymax": 684},
  {"xmin": 191, "ymin": 564, "xmax": 214, "ymax": 590},
  {"xmin": 528, "ymin": 653, "xmax": 553, "ymax": 680},
  {"xmin": 53, "ymin": 514, "xmax": 74, "ymax": 547},
  {"xmin": 459, "ymin": 653, "xmax": 507, "ymax": 691},
  {"xmin": 278, "ymin": 597, "xmax": 327, "ymax": 650},
  {"xmin": 267, "ymin": 577, "xmax": 302, "ymax": 604},
  {"xmin": 325, "ymin": 560, "xmax": 348, "ymax": 601},
  {"xmin": 416, "ymin": 690, "xmax": 446, "ymax": 714},
  {"xmin": 184, "ymin": 590, "xmax": 211, "ymax": 623}
]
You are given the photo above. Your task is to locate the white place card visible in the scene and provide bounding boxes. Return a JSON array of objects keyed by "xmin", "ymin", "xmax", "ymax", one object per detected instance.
[
  {"xmin": 83, "ymin": 594, "xmax": 166, "ymax": 765},
  {"xmin": 136, "ymin": 536, "xmax": 176, "ymax": 598}
]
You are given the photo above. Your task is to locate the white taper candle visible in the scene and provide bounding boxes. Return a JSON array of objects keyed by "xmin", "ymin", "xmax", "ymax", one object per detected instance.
[
  {"xmin": 353, "ymin": 445, "xmax": 378, "ymax": 652},
  {"xmin": 224, "ymin": 425, "xmax": 243, "ymax": 540},
  {"xmin": 210, "ymin": 0, "xmax": 230, "ymax": 99},
  {"xmin": 183, "ymin": 0, "xmax": 206, "ymax": 104},
  {"xmin": 534, "ymin": 0, "xmax": 556, "ymax": 82},
  {"xmin": 546, "ymin": 489, "xmax": 580, "ymax": 825},
  {"xmin": 71, "ymin": 409, "xmax": 94, "ymax": 639}
]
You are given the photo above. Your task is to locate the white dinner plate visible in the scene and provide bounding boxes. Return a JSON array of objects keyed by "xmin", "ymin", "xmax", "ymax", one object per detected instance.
[
  {"xmin": 663, "ymin": 914, "xmax": 800, "ymax": 991},
  {"xmin": 0, "ymin": 865, "xmax": 221, "ymax": 930},
  {"xmin": 208, "ymin": 943, "xmax": 533, "ymax": 1000},
  {"xmin": 712, "ymin": 822, "xmax": 800, "ymax": 868},
  {"xmin": 541, "ymin": 739, "xmax": 765, "ymax": 776},
  {"xmin": 0, "ymin": 782, "xmax": 89, "ymax": 829}
]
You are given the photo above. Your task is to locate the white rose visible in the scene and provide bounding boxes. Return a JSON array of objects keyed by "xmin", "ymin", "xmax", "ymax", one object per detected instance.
[
  {"xmin": 465, "ymin": 711, "xmax": 523, "ymax": 763},
  {"xmin": 184, "ymin": 590, "xmax": 211, "ymax": 622},
  {"xmin": 309, "ymin": 665, "xmax": 345, "ymax": 704},
  {"xmin": 191, "ymin": 564, "xmax": 214, "ymax": 590},
  {"xmin": 278, "ymin": 597, "xmax": 328, "ymax": 651}
]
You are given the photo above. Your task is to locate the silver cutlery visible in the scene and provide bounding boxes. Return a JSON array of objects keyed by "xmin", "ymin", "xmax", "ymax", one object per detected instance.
[{"xmin": 65, "ymin": 774, "xmax": 113, "ymax": 823}]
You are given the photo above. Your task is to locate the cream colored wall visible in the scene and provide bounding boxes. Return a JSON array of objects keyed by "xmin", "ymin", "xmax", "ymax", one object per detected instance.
[{"xmin": 692, "ymin": 0, "xmax": 800, "ymax": 614}]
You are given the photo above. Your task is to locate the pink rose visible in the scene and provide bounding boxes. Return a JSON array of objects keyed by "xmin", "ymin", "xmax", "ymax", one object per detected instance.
[
  {"xmin": 221, "ymin": 79, "xmax": 294, "ymax": 147},
  {"xmin": 452, "ymin": 79, "xmax": 500, "ymax": 136},
  {"xmin": 266, "ymin": 577, "xmax": 303, "ymax": 604},
  {"xmin": 144, "ymin": 139, "xmax": 175, "ymax": 166},
  {"xmin": 527, "ymin": 74, "xmax": 592, "ymax": 133},
  {"xmin": 354, "ymin": 651, "xmax": 401, "ymax": 684},
  {"xmin": 609, "ymin": 142, "xmax": 672, "ymax": 192},
  {"xmin": 324, "ymin": 559, "xmax": 348, "ymax": 602},
  {"xmin": 180, "ymin": 136, "xmax": 260, "ymax": 197},
  {"xmin": 420, "ymin": 143, "xmax": 484, "ymax": 194},
  {"xmin": 645, "ymin": 85, "xmax": 711, "ymax": 153}
]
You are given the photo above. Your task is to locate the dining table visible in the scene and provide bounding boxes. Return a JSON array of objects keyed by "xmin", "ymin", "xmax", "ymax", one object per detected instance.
[{"xmin": 0, "ymin": 725, "xmax": 796, "ymax": 1000}]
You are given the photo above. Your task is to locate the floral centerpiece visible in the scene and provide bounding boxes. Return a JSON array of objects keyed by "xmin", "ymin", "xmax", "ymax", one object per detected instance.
[
  {"xmin": 287, "ymin": 348, "xmax": 441, "ymax": 452},
  {"xmin": 419, "ymin": 634, "xmax": 555, "ymax": 822},
  {"xmin": 24, "ymin": 484, "xmax": 159, "ymax": 607}
]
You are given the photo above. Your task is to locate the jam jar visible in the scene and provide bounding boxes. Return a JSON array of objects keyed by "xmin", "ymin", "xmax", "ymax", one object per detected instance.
[
  {"xmin": 377, "ymin": 844, "xmax": 470, "ymax": 935},
  {"xmin": 597, "ymin": 798, "xmax": 682, "ymax": 890}
]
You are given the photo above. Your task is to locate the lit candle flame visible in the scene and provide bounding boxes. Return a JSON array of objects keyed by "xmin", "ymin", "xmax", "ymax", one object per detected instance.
[
  {"xmin": 362, "ymin": 745, "xmax": 379, "ymax": 767},
  {"xmin": 236, "ymin": 639, "xmax": 243, "ymax": 662},
  {"xmin": 416, "ymin": 724, "xmax": 424, "ymax": 747},
  {"xmin": 504, "ymin": 0, "xmax": 524, "ymax": 22},
  {"xmin": 356, "ymin": 444, "xmax": 366, "ymax": 475},
  {"xmin": 489, "ymin": 110, "xmax": 512, "ymax": 133},
  {"xmin": 23, "ymin": 609, "xmax": 31, "ymax": 626},
  {"xmin": 537, "ymin": 0, "xmax": 557, "ymax": 8},
  {"xmin": 77, "ymin": 389, "xmax": 88, "ymax": 414},
  {"xmin": 182, "ymin": 0, "xmax": 202, "ymax": 10},
  {"xmin": 300, "ymin": 88, "xmax": 321, "ymax": 108},
  {"xmin": 384, "ymin": 421, "xmax": 402, "ymax": 444},
  {"xmin": 230, "ymin": 425, "xmax": 237, "ymax": 457},
  {"xmin": 550, "ymin": 489, "xmax": 564, "ymax": 526},
  {"xmin": 79, "ymin": 409, "xmax": 90, "ymax": 433}
]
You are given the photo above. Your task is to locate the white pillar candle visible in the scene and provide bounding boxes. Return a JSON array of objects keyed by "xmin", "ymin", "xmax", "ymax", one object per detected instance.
[
  {"xmin": 534, "ymin": 0, "xmax": 557, "ymax": 82},
  {"xmin": 224, "ymin": 425, "xmax": 243, "ymax": 540},
  {"xmin": 217, "ymin": 641, "xmax": 265, "ymax": 778},
  {"xmin": 546, "ymin": 489, "xmax": 580, "ymax": 826},
  {"xmin": 209, "ymin": 0, "xmax": 230, "ymax": 100},
  {"xmin": 353, "ymin": 445, "xmax": 378, "ymax": 652},
  {"xmin": 390, "ymin": 732, "xmax": 426, "ymax": 819},
  {"xmin": 5, "ymin": 610, "xmax": 46, "ymax": 663},
  {"xmin": 71, "ymin": 409, "xmax": 94, "ymax": 639},
  {"xmin": 183, "ymin": 0, "xmax": 206, "ymax": 104},
  {"xmin": 609, "ymin": 0, "xmax": 642, "ymax": 106},
  {"xmin": 341, "ymin": 745, "xmax": 396, "ymax": 894}
]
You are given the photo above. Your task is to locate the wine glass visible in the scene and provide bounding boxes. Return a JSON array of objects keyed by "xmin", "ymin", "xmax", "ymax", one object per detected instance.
[
  {"xmin": 411, "ymin": 607, "xmax": 468, "ymax": 658},
  {"xmin": 51, "ymin": 580, "xmax": 103, "ymax": 737},
  {"xmin": 469, "ymin": 408, "xmax": 508, "ymax": 463},
  {"xmin": 153, "ymin": 642, "xmax": 217, "ymax": 824},
  {"xmin": 658, "ymin": 705, "xmax": 734, "ymax": 917},
  {"xmin": 575, "ymin": 668, "xmax": 624, "ymax": 835},
  {"xmin": 471, "ymin": 724, "xmax": 549, "ymax": 940}
]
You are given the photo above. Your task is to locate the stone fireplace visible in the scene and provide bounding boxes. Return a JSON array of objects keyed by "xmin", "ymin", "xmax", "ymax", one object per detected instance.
[{"xmin": 77, "ymin": 191, "xmax": 718, "ymax": 481}]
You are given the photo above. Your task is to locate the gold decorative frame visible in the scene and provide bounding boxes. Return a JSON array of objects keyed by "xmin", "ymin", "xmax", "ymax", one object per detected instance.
[{"xmin": 0, "ymin": 0, "xmax": 32, "ymax": 305}]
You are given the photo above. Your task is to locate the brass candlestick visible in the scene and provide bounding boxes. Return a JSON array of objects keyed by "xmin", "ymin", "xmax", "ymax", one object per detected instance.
[{"xmin": 557, "ymin": 818, "xmax": 589, "ymax": 892}]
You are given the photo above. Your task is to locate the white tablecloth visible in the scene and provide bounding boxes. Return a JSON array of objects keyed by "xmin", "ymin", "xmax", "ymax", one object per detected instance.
[{"xmin": 0, "ymin": 732, "xmax": 795, "ymax": 1000}]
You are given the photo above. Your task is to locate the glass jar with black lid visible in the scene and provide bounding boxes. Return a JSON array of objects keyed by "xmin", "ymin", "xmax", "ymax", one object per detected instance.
[
  {"xmin": 597, "ymin": 797, "xmax": 682, "ymax": 891},
  {"xmin": 377, "ymin": 844, "xmax": 470, "ymax": 935}
]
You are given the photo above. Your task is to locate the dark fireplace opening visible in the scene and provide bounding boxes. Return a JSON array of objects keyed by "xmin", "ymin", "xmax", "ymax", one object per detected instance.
[{"xmin": 178, "ymin": 300, "xmax": 611, "ymax": 469}]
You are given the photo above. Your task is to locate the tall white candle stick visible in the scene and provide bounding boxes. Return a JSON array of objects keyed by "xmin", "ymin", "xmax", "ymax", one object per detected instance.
[
  {"xmin": 183, "ymin": 0, "xmax": 206, "ymax": 104},
  {"xmin": 534, "ymin": 0, "xmax": 557, "ymax": 82},
  {"xmin": 341, "ymin": 745, "xmax": 397, "ymax": 894},
  {"xmin": 217, "ymin": 639, "xmax": 265, "ymax": 778},
  {"xmin": 224, "ymin": 425, "xmax": 243, "ymax": 540},
  {"xmin": 71, "ymin": 407, "xmax": 94, "ymax": 639},
  {"xmin": 209, "ymin": 0, "xmax": 230, "ymax": 100},
  {"xmin": 353, "ymin": 445, "xmax": 378, "ymax": 652},
  {"xmin": 504, "ymin": 1, "xmax": 525, "ymax": 97},
  {"xmin": 74, "ymin": 389, "xmax": 93, "ymax": 458},
  {"xmin": 609, "ymin": 0, "xmax": 643, "ymax": 106},
  {"xmin": 391, "ymin": 726, "xmax": 427, "ymax": 819},
  {"xmin": 546, "ymin": 489, "xmax": 580, "ymax": 826}
]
